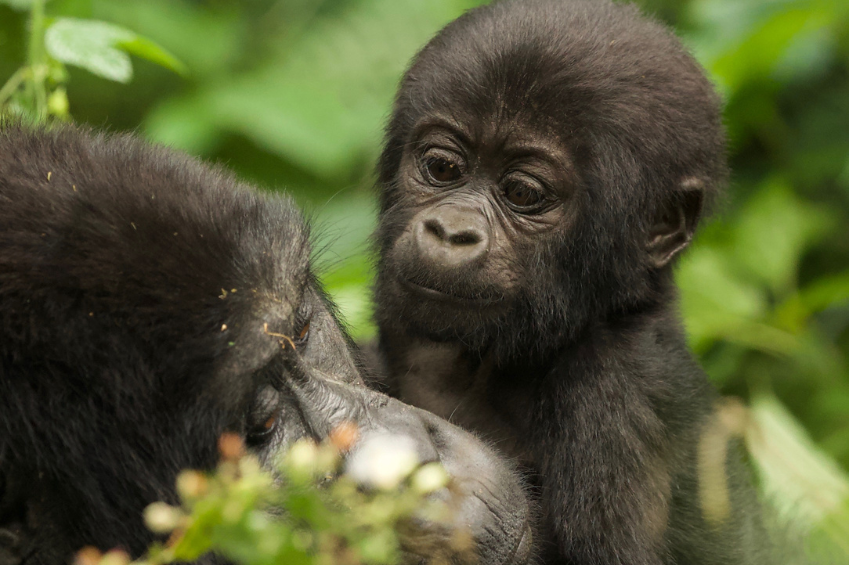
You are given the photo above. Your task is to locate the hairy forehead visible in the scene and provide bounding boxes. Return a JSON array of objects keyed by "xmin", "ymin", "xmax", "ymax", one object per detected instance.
[{"xmin": 0, "ymin": 125, "xmax": 312, "ymax": 327}]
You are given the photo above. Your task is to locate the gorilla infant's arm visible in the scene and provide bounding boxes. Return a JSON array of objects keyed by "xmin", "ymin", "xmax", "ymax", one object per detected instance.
[
  {"xmin": 0, "ymin": 124, "xmax": 531, "ymax": 565},
  {"xmin": 371, "ymin": 1, "xmax": 771, "ymax": 564}
]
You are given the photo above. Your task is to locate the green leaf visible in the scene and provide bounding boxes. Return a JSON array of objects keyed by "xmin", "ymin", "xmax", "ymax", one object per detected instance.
[
  {"xmin": 0, "ymin": 0, "xmax": 38, "ymax": 11},
  {"xmin": 747, "ymin": 394, "xmax": 849, "ymax": 551},
  {"xmin": 709, "ymin": 4, "xmax": 831, "ymax": 92},
  {"xmin": 45, "ymin": 19, "xmax": 134, "ymax": 83},
  {"xmin": 733, "ymin": 179, "xmax": 834, "ymax": 295},
  {"xmin": 143, "ymin": 0, "xmax": 475, "ymax": 180},
  {"xmin": 44, "ymin": 18, "xmax": 185, "ymax": 84},
  {"xmin": 677, "ymin": 246, "xmax": 774, "ymax": 352},
  {"xmin": 117, "ymin": 36, "xmax": 187, "ymax": 76}
]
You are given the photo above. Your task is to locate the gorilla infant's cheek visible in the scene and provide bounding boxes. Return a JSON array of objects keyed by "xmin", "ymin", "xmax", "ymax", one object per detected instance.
[{"xmin": 388, "ymin": 226, "xmax": 517, "ymax": 305}]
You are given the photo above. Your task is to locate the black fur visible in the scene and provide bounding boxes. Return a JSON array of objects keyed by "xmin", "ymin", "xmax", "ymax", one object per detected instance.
[
  {"xmin": 0, "ymin": 124, "xmax": 531, "ymax": 565},
  {"xmin": 370, "ymin": 1, "xmax": 770, "ymax": 563}
]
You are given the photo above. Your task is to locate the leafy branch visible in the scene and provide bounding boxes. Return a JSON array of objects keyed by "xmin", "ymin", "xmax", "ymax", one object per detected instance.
[{"xmin": 0, "ymin": 0, "xmax": 185, "ymax": 121}]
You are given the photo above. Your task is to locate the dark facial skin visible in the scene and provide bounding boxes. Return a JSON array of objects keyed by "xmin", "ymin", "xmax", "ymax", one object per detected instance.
[
  {"xmin": 382, "ymin": 114, "xmax": 575, "ymax": 344},
  {"xmin": 0, "ymin": 124, "xmax": 531, "ymax": 565},
  {"xmin": 370, "ymin": 1, "xmax": 772, "ymax": 564}
]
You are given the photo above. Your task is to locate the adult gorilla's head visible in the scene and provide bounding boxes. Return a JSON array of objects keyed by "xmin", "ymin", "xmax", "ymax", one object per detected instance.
[{"xmin": 0, "ymin": 124, "xmax": 531, "ymax": 565}]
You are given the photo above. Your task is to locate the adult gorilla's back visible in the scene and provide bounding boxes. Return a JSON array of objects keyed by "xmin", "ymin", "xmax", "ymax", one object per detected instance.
[{"xmin": 0, "ymin": 124, "xmax": 531, "ymax": 565}]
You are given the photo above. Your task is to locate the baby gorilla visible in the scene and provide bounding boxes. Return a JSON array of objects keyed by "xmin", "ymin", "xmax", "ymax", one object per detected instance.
[
  {"xmin": 371, "ymin": 0, "xmax": 771, "ymax": 564},
  {"xmin": 0, "ymin": 124, "xmax": 531, "ymax": 565}
]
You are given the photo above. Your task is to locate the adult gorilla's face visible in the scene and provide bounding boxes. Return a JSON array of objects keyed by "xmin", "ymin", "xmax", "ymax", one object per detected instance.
[{"xmin": 0, "ymin": 125, "xmax": 531, "ymax": 565}]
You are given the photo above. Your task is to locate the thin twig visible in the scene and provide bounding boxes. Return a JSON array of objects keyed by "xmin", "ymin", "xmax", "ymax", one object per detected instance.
[{"xmin": 263, "ymin": 323, "xmax": 296, "ymax": 350}]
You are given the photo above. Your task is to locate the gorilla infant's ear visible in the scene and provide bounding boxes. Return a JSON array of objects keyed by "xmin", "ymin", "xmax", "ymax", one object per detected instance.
[{"xmin": 646, "ymin": 177, "xmax": 705, "ymax": 268}]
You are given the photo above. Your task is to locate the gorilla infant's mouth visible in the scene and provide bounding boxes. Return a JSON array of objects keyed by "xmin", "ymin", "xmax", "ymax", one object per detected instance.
[{"xmin": 399, "ymin": 277, "xmax": 501, "ymax": 306}]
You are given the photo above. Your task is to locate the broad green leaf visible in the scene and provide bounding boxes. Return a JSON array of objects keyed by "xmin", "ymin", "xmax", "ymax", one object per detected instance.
[
  {"xmin": 0, "ymin": 0, "xmax": 38, "ymax": 10},
  {"xmin": 747, "ymin": 395, "xmax": 849, "ymax": 552},
  {"xmin": 733, "ymin": 179, "xmax": 834, "ymax": 296},
  {"xmin": 93, "ymin": 0, "xmax": 243, "ymax": 77},
  {"xmin": 117, "ymin": 36, "xmax": 187, "ymax": 76},
  {"xmin": 45, "ymin": 18, "xmax": 185, "ymax": 83},
  {"xmin": 774, "ymin": 271, "xmax": 849, "ymax": 331},
  {"xmin": 45, "ymin": 19, "xmax": 134, "ymax": 83},
  {"xmin": 798, "ymin": 272, "xmax": 849, "ymax": 313},
  {"xmin": 710, "ymin": 5, "xmax": 831, "ymax": 92},
  {"xmin": 144, "ymin": 0, "xmax": 475, "ymax": 180},
  {"xmin": 677, "ymin": 246, "xmax": 773, "ymax": 351}
]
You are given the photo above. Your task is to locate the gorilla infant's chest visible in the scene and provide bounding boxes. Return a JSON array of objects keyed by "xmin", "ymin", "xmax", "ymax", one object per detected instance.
[{"xmin": 393, "ymin": 340, "xmax": 535, "ymax": 466}]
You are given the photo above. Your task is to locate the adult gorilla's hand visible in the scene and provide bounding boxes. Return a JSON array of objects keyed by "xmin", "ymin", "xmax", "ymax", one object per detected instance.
[{"xmin": 280, "ymin": 349, "xmax": 533, "ymax": 565}]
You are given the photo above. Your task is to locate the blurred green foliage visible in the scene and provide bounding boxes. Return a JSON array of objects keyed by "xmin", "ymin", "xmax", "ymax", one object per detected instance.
[
  {"xmin": 77, "ymin": 433, "xmax": 459, "ymax": 565},
  {"xmin": 2, "ymin": 0, "xmax": 849, "ymax": 557}
]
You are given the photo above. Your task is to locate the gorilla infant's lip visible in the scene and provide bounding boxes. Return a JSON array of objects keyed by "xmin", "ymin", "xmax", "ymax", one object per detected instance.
[{"xmin": 399, "ymin": 277, "xmax": 501, "ymax": 306}]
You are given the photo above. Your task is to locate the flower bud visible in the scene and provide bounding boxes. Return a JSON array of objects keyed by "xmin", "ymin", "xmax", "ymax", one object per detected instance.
[
  {"xmin": 176, "ymin": 470, "xmax": 208, "ymax": 500},
  {"xmin": 143, "ymin": 502, "xmax": 183, "ymax": 534},
  {"xmin": 99, "ymin": 550, "xmax": 130, "ymax": 565},
  {"xmin": 329, "ymin": 422, "xmax": 359, "ymax": 452},
  {"xmin": 218, "ymin": 433, "xmax": 245, "ymax": 461},
  {"xmin": 74, "ymin": 547, "xmax": 102, "ymax": 565},
  {"xmin": 411, "ymin": 462, "xmax": 450, "ymax": 494}
]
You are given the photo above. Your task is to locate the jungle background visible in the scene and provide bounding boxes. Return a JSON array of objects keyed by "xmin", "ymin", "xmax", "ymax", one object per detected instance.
[{"xmin": 2, "ymin": 0, "xmax": 849, "ymax": 558}]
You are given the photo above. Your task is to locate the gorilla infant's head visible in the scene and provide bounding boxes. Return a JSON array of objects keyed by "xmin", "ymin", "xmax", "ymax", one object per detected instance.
[
  {"xmin": 0, "ymin": 124, "xmax": 530, "ymax": 565},
  {"xmin": 375, "ymin": 0, "xmax": 726, "ymax": 356}
]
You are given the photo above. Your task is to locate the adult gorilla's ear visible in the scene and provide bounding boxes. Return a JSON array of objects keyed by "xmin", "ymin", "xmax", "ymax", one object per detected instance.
[{"xmin": 646, "ymin": 177, "xmax": 704, "ymax": 268}]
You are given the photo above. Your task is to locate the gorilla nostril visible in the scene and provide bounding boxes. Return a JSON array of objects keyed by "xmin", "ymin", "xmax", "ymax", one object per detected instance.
[
  {"xmin": 449, "ymin": 230, "xmax": 481, "ymax": 246},
  {"xmin": 413, "ymin": 209, "xmax": 491, "ymax": 267},
  {"xmin": 423, "ymin": 218, "xmax": 446, "ymax": 241}
]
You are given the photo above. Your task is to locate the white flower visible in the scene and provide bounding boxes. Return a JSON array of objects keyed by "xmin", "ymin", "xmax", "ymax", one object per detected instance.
[{"xmin": 345, "ymin": 433, "xmax": 420, "ymax": 490}]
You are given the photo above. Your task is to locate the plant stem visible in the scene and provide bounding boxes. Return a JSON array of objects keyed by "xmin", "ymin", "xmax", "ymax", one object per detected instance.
[
  {"xmin": 0, "ymin": 67, "xmax": 29, "ymax": 107},
  {"xmin": 27, "ymin": 0, "xmax": 48, "ymax": 120}
]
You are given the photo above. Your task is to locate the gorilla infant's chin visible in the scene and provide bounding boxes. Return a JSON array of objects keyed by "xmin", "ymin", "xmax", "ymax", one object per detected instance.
[{"xmin": 378, "ymin": 270, "xmax": 513, "ymax": 347}]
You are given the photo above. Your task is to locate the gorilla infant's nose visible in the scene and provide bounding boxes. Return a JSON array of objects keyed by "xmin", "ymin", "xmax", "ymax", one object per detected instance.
[{"xmin": 415, "ymin": 207, "xmax": 490, "ymax": 268}]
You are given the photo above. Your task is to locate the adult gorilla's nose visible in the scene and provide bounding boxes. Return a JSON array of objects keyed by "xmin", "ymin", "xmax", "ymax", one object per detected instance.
[
  {"xmin": 414, "ymin": 207, "xmax": 490, "ymax": 269},
  {"xmin": 280, "ymin": 353, "xmax": 439, "ymax": 463}
]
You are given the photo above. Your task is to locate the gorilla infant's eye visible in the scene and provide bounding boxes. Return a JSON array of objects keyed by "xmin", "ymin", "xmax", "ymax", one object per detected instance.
[
  {"xmin": 503, "ymin": 178, "xmax": 545, "ymax": 211},
  {"xmin": 420, "ymin": 149, "xmax": 464, "ymax": 185}
]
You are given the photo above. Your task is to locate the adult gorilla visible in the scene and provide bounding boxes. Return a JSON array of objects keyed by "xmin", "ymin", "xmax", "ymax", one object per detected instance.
[{"xmin": 0, "ymin": 124, "xmax": 531, "ymax": 565}]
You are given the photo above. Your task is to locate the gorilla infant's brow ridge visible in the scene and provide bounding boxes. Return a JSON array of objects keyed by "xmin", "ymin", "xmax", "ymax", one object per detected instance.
[
  {"xmin": 0, "ymin": 123, "xmax": 531, "ymax": 565},
  {"xmin": 369, "ymin": 0, "xmax": 774, "ymax": 564}
]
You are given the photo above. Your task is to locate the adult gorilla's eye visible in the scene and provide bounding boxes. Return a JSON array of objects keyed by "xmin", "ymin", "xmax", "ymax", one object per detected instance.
[
  {"xmin": 421, "ymin": 150, "xmax": 464, "ymax": 185},
  {"xmin": 294, "ymin": 319, "xmax": 311, "ymax": 348},
  {"xmin": 504, "ymin": 179, "xmax": 545, "ymax": 211},
  {"xmin": 246, "ymin": 385, "xmax": 281, "ymax": 446}
]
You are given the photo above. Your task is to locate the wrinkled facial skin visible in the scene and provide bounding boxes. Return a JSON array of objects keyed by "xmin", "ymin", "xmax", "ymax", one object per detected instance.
[
  {"xmin": 0, "ymin": 125, "xmax": 531, "ymax": 565},
  {"xmin": 377, "ymin": 112, "xmax": 575, "ymax": 349}
]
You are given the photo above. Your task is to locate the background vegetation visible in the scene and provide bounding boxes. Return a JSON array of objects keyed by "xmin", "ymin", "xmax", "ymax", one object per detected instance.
[{"xmin": 2, "ymin": 0, "xmax": 849, "ymax": 558}]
